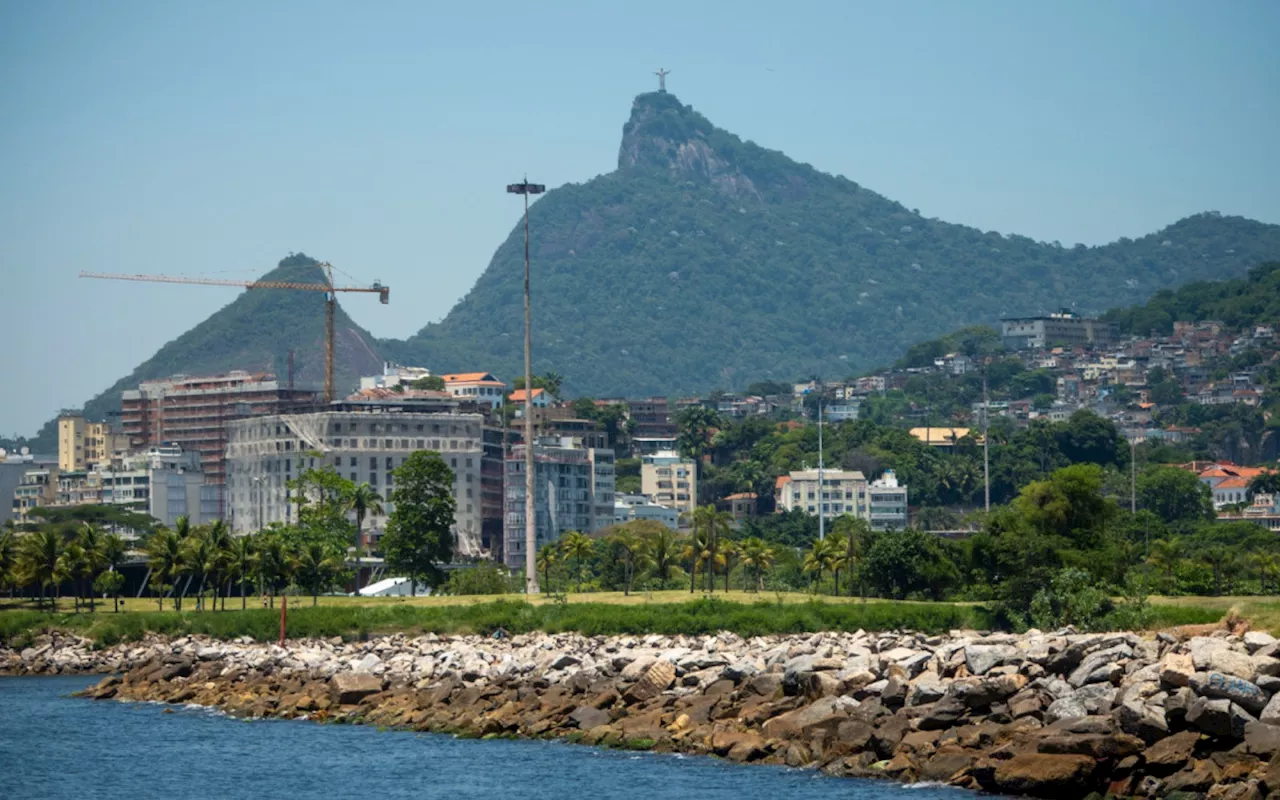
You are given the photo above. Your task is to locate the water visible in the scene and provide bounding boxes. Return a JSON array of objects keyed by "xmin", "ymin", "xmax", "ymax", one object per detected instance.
[{"xmin": 1, "ymin": 676, "xmax": 977, "ymax": 800}]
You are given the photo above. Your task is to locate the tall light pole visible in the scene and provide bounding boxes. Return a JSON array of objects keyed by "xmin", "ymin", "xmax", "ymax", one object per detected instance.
[
  {"xmin": 508, "ymin": 178, "xmax": 545, "ymax": 594},
  {"xmin": 817, "ymin": 391, "xmax": 825, "ymax": 541}
]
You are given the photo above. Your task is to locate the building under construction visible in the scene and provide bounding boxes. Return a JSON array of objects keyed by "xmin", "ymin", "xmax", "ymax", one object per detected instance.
[{"xmin": 120, "ymin": 371, "xmax": 320, "ymax": 512}]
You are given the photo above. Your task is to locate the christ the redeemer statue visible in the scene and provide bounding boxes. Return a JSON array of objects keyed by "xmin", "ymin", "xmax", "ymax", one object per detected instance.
[{"xmin": 655, "ymin": 68, "xmax": 670, "ymax": 92}]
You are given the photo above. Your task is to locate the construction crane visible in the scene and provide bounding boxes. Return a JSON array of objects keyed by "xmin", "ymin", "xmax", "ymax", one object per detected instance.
[{"xmin": 81, "ymin": 262, "xmax": 390, "ymax": 403}]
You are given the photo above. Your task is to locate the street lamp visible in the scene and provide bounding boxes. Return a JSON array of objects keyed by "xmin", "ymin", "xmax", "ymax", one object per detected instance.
[
  {"xmin": 253, "ymin": 475, "xmax": 266, "ymax": 533},
  {"xmin": 507, "ymin": 178, "xmax": 545, "ymax": 594}
]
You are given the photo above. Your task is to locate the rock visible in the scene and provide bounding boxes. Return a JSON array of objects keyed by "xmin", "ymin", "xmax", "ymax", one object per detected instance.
[
  {"xmin": 1143, "ymin": 730, "xmax": 1202, "ymax": 774},
  {"xmin": 1163, "ymin": 758, "xmax": 1221, "ymax": 793},
  {"xmin": 1245, "ymin": 721, "xmax": 1280, "ymax": 757},
  {"xmin": 918, "ymin": 696, "xmax": 968, "ymax": 731},
  {"xmin": 622, "ymin": 659, "xmax": 675, "ymax": 704},
  {"xmin": 1045, "ymin": 695, "xmax": 1089, "ymax": 723},
  {"xmin": 1190, "ymin": 671, "xmax": 1270, "ymax": 714},
  {"xmin": 1261, "ymin": 691, "xmax": 1280, "ymax": 724},
  {"xmin": 1160, "ymin": 652, "xmax": 1195, "ymax": 688},
  {"xmin": 1208, "ymin": 781, "xmax": 1264, "ymax": 800},
  {"xmin": 1187, "ymin": 696, "xmax": 1255, "ymax": 739},
  {"xmin": 721, "ymin": 660, "xmax": 760, "ymax": 683},
  {"xmin": 1247, "ymin": 632, "xmax": 1279, "ymax": 653},
  {"xmin": 549, "ymin": 654, "xmax": 581, "ymax": 671},
  {"xmin": 991, "ymin": 753, "xmax": 1097, "ymax": 796},
  {"xmin": 1209, "ymin": 648, "xmax": 1258, "ymax": 681},
  {"xmin": 1114, "ymin": 698, "xmax": 1169, "ymax": 743},
  {"xmin": 618, "ymin": 656, "xmax": 657, "ymax": 681},
  {"xmin": 761, "ymin": 695, "xmax": 857, "ymax": 740},
  {"xmin": 353, "ymin": 653, "xmax": 382, "ymax": 673},
  {"xmin": 331, "ymin": 672, "xmax": 383, "ymax": 705},
  {"xmin": 965, "ymin": 644, "xmax": 1016, "ymax": 676},
  {"xmin": 1037, "ymin": 732, "xmax": 1144, "ymax": 760},
  {"xmin": 569, "ymin": 706, "xmax": 610, "ymax": 730},
  {"xmin": 919, "ymin": 750, "xmax": 975, "ymax": 783}
]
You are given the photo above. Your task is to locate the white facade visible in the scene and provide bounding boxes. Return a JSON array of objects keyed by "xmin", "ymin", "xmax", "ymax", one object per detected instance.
[
  {"xmin": 777, "ymin": 468, "xmax": 867, "ymax": 519},
  {"xmin": 614, "ymin": 493, "xmax": 679, "ymax": 530},
  {"xmin": 361, "ymin": 362, "xmax": 433, "ymax": 391},
  {"xmin": 640, "ymin": 451, "xmax": 697, "ymax": 517},
  {"xmin": 441, "ymin": 372, "xmax": 508, "ymax": 410},
  {"xmin": 868, "ymin": 469, "xmax": 909, "ymax": 530},
  {"xmin": 224, "ymin": 407, "xmax": 486, "ymax": 556}
]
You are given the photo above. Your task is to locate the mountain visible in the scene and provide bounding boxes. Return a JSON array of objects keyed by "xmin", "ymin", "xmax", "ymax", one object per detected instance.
[
  {"xmin": 26, "ymin": 92, "xmax": 1280, "ymax": 449},
  {"xmin": 25, "ymin": 254, "xmax": 384, "ymax": 450},
  {"xmin": 383, "ymin": 91, "xmax": 1280, "ymax": 396}
]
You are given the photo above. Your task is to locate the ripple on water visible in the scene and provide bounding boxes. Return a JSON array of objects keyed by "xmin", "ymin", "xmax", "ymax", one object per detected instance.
[{"xmin": 0, "ymin": 676, "xmax": 986, "ymax": 800}]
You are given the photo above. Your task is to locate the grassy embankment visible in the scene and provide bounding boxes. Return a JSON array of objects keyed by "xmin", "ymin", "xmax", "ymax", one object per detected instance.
[{"xmin": 0, "ymin": 590, "xmax": 1233, "ymax": 649}]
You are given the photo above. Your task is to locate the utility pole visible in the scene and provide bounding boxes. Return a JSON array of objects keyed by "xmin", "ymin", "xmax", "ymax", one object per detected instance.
[
  {"xmin": 1131, "ymin": 437, "xmax": 1138, "ymax": 514},
  {"xmin": 508, "ymin": 178, "xmax": 546, "ymax": 594},
  {"xmin": 817, "ymin": 388, "xmax": 825, "ymax": 541},
  {"xmin": 982, "ymin": 369, "xmax": 991, "ymax": 513}
]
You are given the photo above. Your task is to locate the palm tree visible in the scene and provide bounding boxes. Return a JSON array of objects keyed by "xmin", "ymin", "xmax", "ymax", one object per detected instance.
[
  {"xmin": 19, "ymin": 529, "xmax": 64, "ymax": 611},
  {"xmin": 292, "ymin": 541, "xmax": 345, "ymax": 605},
  {"xmin": 720, "ymin": 539, "xmax": 738, "ymax": 592},
  {"xmin": 182, "ymin": 530, "xmax": 215, "ymax": 611},
  {"xmin": 99, "ymin": 533, "xmax": 128, "ymax": 613},
  {"xmin": 343, "ymin": 483, "xmax": 384, "ymax": 590},
  {"xmin": 146, "ymin": 528, "xmax": 187, "ymax": 610},
  {"xmin": 1252, "ymin": 551, "xmax": 1280, "ymax": 595},
  {"xmin": 542, "ymin": 371, "xmax": 564, "ymax": 401},
  {"xmin": 204, "ymin": 520, "xmax": 233, "ymax": 610},
  {"xmin": 643, "ymin": 526, "xmax": 678, "ymax": 583},
  {"xmin": 227, "ymin": 536, "xmax": 257, "ymax": 609},
  {"xmin": 680, "ymin": 529, "xmax": 712, "ymax": 594},
  {"xmin": 802, "ymin": 537, "xmax": 839, "ymax": 592},
  {"xmin": 609, "ymin": 528, "xmax": 651, "ymax": 596},
  {"xmin": 1146, "ymin": 538, "xmax": 1181, "ymax": 587},
  {"xmin": 691, "ymin": 505, "xmax": 731, "ymax": 592},
  {"xmin": 1249, "ymin": 471, "xmax": 1280, "ymax": 500},
  {"xmin": 55, "ymin": 542, "xmax": 89, "ymax": 613},
  {"xmin": 256, "ymin": 536, "xmax": 289, "ymax": 608},
  {"xmin": 559, "ymin": 531, "xmax": 594, "ymax": 594},
  {"xmin": 831, "ymin": 516, "xmax": 870, "ymax": 597},
  {"xmin": 76, "ymin": 523, "xmax": 108, "ymax": 612},
  {"xmin": 0, "ymin": 529, "xmax": 15, "ymax": 596},
  {"xmin": 535, "ymin": 544, "xmax": 558, "ymax": 593},
  {"xmin": 738, "ymin": 537, "xmax": 775, "ymax": 592},
  {"xmin": 1199, "ymin": 546, "xmax": 1234, "ymax": 596}
]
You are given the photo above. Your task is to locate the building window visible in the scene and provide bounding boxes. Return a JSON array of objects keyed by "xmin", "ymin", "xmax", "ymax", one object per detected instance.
[
  {"xmin": 386, "ymin": 457, "xmax": 393, "ymax": 470},
  {"xmin": 370, "ymin": 457, "xmax": 377, "ymax": 470},
  {"xmin": 349, "ymin": 457, "xmax": 357, "ymax": 467}
]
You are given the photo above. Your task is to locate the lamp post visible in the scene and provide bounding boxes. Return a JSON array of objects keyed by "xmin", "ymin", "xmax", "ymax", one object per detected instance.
[
  {"xmin": 253, "ymin": 475, "xmax": 266, "ymax": 533},
  {"xmin": 507, "ymin": 178, "xmax": 546, "ymax": 594}
]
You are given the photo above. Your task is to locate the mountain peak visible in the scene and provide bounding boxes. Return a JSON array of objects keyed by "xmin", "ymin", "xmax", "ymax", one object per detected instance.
[{"xmin": 617, "ymin": 93, "xmax": 761, "ymax": 199}]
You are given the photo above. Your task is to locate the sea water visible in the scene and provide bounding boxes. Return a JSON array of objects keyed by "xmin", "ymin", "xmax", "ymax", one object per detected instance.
[{"xmin": 0, "ymin": 676, "xmax": 981, "ymax": 799}]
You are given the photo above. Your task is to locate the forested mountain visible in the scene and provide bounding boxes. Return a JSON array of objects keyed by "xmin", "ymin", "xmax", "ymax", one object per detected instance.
[
  {"xmin": 384, "ymin": 91, "xmax": 1280, "ymax": 396},
  {"xmin": 1103, "ymin": 261, "xmax": 1280, "ymax": 335},
  {"xmin": 22, "ymin": 255, "xmax": 383, "ymax": 451},
  {"xmin": 23, "ymin": 92, "xmax": 1280, "ymax": 449}
]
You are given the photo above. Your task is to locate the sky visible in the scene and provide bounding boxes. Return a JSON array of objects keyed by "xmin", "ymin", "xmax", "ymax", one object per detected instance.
[{"xmin": 2, "ymin": 0, "xmax": 1278, "ymax": 438}]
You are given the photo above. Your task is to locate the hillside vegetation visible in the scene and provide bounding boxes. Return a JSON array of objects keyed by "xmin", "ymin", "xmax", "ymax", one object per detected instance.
[{"xmin": 386, "ymin": 91, "xmax": 1280, "ymax": 396}]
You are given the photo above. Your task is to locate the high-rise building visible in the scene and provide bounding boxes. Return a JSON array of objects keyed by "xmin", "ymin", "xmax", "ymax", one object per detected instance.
[
  {"xmin": 223, "ymin": 397, "xmax": 491, "ymax": 556},
  {"xmin": 120, "ymin": 371, "xmax": 320, "ymax": 512},
  {"xmin": 503, "ymin": 438, "xmax": 616, "ymax": 569},
  {"xmin": 58, "ymin": 414, "xmax": 127, "ymax": 472},
  {"xmin": 640, "ymin": 451, "xmax": 697, "ymax": 518}
]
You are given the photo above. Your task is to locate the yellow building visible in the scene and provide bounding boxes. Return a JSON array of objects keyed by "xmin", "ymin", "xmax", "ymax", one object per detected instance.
[{"xmin": 58, "ymin": 415, "xmax": 127, "ymax": 472}]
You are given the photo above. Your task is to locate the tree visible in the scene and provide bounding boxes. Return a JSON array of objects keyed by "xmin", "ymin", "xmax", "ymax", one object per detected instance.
[
  {"xmin": 75, "ymin": 523, "xmax": 108, "ymax": 612},
  {"xmin": 55, "ymin": 542, "xmax": 88, "ymax": 612},
  {"xmin": 410, "ymin": 375, "xmax": 446, "ymax": 391},
  {"xmin": 675, "ymin": 406, "xmax": 721, "ymax": 462},
  {"xmin": 640, "ymin": 524, "xmax": 678, "ymax": 582},
  {"xmin": 146, "ymin": 528, "xmax": 187, "ymax": 611},
  {"xmin": 536, "ymin": 544, "xmax": 558, "ymax": 593},
  {"xmin": 609, "ymin": 527, "xmax": 651, "ymax": 596},
  {"xmin": 255, "ymin": 535, "xmax": 290, "ymax": 607},
  {"xmin": 227, "ymin": 536, "xmax": 257, "ymax": 609},
  {"xmin": 1249, "ymin": 471, "xmax": 1280, "ymax": 499},
  {"xmin": 99, "ymin": 533, "xmax": 128, "ymax": 613},
  {"xmin": 1138, "ymin": 466, "xmax": 1214, "ymax": 525},
  {"xmin": 681, "ymin": 529, "xmax": 712, "ymax": 594},
  {"xmin": 691, "ymin": 505, "xmax": 731, "ymax": 592},
  {"xmin": 18, "ymin": 529, "xmax": 63, "ymax": 610},
  {"xmin": 738, "ymin": 537, "xmax": 775, "ymax": 591},
  {"xmin": 831, "ymin": 515, "xmax": 871, "ymax": 596},
  {"xmin": 802, "ymin": 536, "xmax": 838, "ymax": 591},
  {"xmin": 559, "ymin": 531, "xmax": 594, "ymax": 593},
  {"xmin": 864, "ymin": 528, "xmax": 960, "ymax": 600},
  {"xmin": 292, "ymin": 541, "xmax": 346, "ymax": 605},
  {"xmin": 382, "ymin": 451, "xmax": 457, "ymax": 594},
  {"xmin": 343, "ymin": 482, "xmax": 384, "ymax": 590},
  {"xmin": 1146, "ymin": 538, "xmax": 1182, "ymax": 588},
  {"xmin": 0, "ymin": 529, "xmax": 15, "ymax": 594}
]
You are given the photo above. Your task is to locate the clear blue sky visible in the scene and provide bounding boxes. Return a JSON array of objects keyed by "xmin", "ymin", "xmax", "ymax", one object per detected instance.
[{"xmin": 2, "ymin": 0, "xmax": 1278, "ymax": 438}]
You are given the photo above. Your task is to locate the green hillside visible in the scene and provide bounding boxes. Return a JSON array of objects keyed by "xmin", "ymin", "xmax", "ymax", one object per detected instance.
[
  {"xmin": 1103, "ymin": 261, "xmax": 1280, "ymax": 335},
  {"xmin": 383, "ymin": 91, "xmax": 1280, "ymax": 396}
]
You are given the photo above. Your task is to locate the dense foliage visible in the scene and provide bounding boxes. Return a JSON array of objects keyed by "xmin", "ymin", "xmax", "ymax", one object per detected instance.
[
  {"xmin": 385, "ymin": 92, "xmax": 1280, "ymax": 397},
  {"xmin": 1104, "ymin": 261, "xmax": 1280, "ymax": 336}
]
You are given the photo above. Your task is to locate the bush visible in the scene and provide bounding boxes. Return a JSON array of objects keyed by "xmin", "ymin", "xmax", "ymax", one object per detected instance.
[
  {"xmin": 1029, "ymin": 568, "xmax": 1112, "ymax": 632},
  {"xmin": 437, "ymin": 562, "xmax": 519, "ymax": 596}
]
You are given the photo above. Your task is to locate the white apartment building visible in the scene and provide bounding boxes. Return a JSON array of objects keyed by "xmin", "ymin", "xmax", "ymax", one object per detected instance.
[
  {"xmin": 868, "ymin": 469, "xmax": 909, "ymax": 530},
  {"xmin": 776, "ymin": 468, "xmax": 867, "ymax": 519},
  {"xmin": 441, "ymin": 372, "xmax": 508, "ymax": 410},
  {"xmin": 614, "ymin": 493, "xmax": 679, "ymax": 530},
  {"xmin": 640, "ymin": 451, "xmax": 697, "ymax": 518},
  {"xmin": 360, "ymin": 362, "xmax": 434, "ymax": 391},
  {"xmin": 224, "ymin": 401, "xmax": 487, "ymax": 555}
]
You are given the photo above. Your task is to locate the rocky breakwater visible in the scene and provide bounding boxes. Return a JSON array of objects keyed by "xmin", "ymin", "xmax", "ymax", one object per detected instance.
[{"xmin": 39, "ymin": 626, "xmax": 1280, "ymax": 798}]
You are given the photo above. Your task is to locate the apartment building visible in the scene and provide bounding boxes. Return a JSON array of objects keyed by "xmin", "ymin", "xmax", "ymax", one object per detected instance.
[
  {"xmin": 503, "ymin": 438, "xmax": 616, "ymax": 569},
  {"xmin": 121, "ymin": 371, "xmax": 320, "ymax": 506},
  {"xmin": 224, "ymin": 398, "xmax": 491, "ymax": 556},
  {"xmin": 1001, "ymin": 310, "xmax": 1115, "ymax": 350},
  {"xmin": 774, "ymin": 468, "xmax": 909, "ymax": 530},
  {"xmin": 13, "ymin": 468, "xmax": 57, "ymax": 523},
  {"xmin": 1, "ymin": 449, "xmax": 56, "ymax": 522},
  {"xmin": 640, "ymin": 451, "xmax": 697, "ymax": 518},
  {"xmin": 440, "ymin": 372, "xmax": 508, "ymax": 410},
  {"xmin": 57, "ymin": 414, "xmax": 127, "ymax": 472},
  {"xmin": 868, "ymin": 469, "xmax": 909, "ymax": 530}
]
